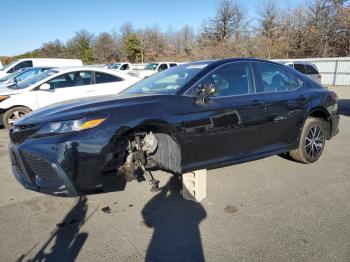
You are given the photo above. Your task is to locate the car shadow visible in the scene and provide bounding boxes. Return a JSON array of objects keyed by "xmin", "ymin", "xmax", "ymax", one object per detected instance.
[
  {"xmin": 339, "ymin": 99, "xmax": 350, "ymax": 117},
  {"xmin": 21, "ymin": 196, "xmax": 92, "ymax": 262},
  {"xmin": 142, "ymin": 176, "xmax": 207, "ymax": 262}
]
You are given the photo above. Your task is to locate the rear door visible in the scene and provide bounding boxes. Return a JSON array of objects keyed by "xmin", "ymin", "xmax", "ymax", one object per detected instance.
[
  {"xmin": 253, "ymin": 62, "xmax": 305, "ymax": 148},
  {"xmin": 36, "ymin": 71, "xmax": 94, "ymax": 108},
  {"xmin": 181, "ymin": 62, "xmax": 266, "ymax": 166}
]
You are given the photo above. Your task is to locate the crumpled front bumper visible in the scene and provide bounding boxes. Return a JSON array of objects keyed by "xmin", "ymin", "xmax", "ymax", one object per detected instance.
[{"xmin": 9, "ymin": 142, "xmax": 78, "ymax": 197}]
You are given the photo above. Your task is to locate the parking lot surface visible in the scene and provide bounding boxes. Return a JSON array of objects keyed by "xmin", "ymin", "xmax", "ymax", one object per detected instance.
[{"xmin": 0, "ymin": 87, "xmax": 349, "ymax": 262}]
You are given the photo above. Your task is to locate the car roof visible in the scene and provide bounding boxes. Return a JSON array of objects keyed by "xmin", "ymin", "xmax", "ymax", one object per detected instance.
[
  {"xmin": 21, "ymin": 66, "xmax": 53, "ymax": 71},
  {"xmin": 147, "ymin": 62, "xmax": 179, "ymax": 64},
  {"xmin": 50, "ymin": 66, "xmax": 129, "ymax": 74},
  {"xmin": 47, "ymin": 66, "xmax": 139, "ymax": 80},
  {"xmin": 282, "ymin": 61, "xmax": 317, "ymax": 66},
  {"xmin": 184, "ymin": 58, "xmax": 287, "ymax": 68}
]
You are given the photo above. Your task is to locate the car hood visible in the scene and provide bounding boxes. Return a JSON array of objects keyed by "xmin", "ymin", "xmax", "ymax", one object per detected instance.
[
  {"xmin": 0, "ymin": 71, "xmax": 7, "ymax": 78},
  {"xmin": 16, "ymin": 93, "xmax": 169, "ymax": 125},
  {"xmin": 0, "ymin": 84, "xmax": 23, "ymax": 95}
]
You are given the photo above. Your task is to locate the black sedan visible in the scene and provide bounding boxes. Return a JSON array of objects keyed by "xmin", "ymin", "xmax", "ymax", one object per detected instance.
[{"xmin": 9, "ymin": 58, "xmax": 339, "ymax": 196}]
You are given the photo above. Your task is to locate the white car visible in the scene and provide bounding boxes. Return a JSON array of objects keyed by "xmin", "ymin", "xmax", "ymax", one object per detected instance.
[
  {"xmin": 129, "ymin": 62, "xmax": 179, "ymax": 78},
  {"xmin": 108, "ymin": 62, "xmax": 132, "ymax": 71},
  {"xmin": 0, "ymin": 58, "xmax": 83, "ymax": 78},
  {"xmin": 0, "ymin": 66, "xmax": 139, "ymax": 128},
  {"xmin": 0, "ymin": 67, "xmax": 52, "ymax": 88}
]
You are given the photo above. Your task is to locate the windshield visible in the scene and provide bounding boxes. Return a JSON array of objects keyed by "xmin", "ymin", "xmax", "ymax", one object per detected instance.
[
  {"xmin": 16, "ymin": 69, "xmax": 58, "ymax": 89},
  {"xmin": 109, "ymin": 63, "xmax": 121, "ymax": 69},
  {"xmin": 122, "ymin": 63, "xmax": 207, "ymax": 95},
  {"xmin": 0, "ymin": 68, "xmax": 25, "ymax": 82},
  {"xmin": 144, "ymin": 63, "xmax": 159, "ymax": 71},
  {"xmin": 0, "ymin": 60, "xmax": 19, "ymax": 71},
  {"xmin": 15, "ymin": 68, "xmax": 42, "ymax": 82}
]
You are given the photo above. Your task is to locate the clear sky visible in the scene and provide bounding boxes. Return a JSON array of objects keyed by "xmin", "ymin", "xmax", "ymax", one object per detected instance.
[{"xmin": 0, "ymin": 0, "xmax": 305, "ymax": 56}]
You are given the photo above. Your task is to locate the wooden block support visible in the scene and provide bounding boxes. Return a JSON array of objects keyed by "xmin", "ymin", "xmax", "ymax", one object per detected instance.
[{"xmin": 182, "ymin": 169, "xmax": 207, "ymax": 202}]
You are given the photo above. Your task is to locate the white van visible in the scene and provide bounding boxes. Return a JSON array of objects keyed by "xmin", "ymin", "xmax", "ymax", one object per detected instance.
[
  {"xmin": 0, "ymin": 58, "xmax": 83, "ymax": 78},
  {"xmin": 0, "ymin": 60, "xmax": 3, "ymax": 69}
]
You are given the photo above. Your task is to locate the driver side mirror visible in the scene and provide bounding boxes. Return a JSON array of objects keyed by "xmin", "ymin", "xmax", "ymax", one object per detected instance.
[
  {"xmin": 39, "ymin": 83, "xmax": 51, "ymax": 91},
  {"xmin": 195, "ymin": 83, "xmax": 217, "ymax": 104}
]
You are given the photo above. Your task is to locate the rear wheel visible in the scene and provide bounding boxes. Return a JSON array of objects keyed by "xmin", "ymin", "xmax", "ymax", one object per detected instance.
[
  {"xmin": 3, "ymin": 106, "xmax": 32, "ymax": 129},
  {"xmin": 289, "ymin": 117, "xmax": 326, "ymax": 163}
]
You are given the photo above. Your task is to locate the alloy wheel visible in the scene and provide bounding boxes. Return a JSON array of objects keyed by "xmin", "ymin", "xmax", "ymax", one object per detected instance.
[
  {"xmin": 305, "ymin": 125, "xmax": 324, "ymax": 159},
  {"xmin": 8, "ymin": 110, "xmax": 27, "ymax": 126}
]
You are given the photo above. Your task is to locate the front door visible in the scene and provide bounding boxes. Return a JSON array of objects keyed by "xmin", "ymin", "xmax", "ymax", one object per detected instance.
[
  {"xmin": 36, "ymin": 71, "xmax": 94, "ymax": 108},
  {"xmin": 181, "ymin": 62, "xmax": 266, "ymax": 168}
]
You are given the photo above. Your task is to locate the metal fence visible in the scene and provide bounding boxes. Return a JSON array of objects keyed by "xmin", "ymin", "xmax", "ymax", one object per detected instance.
[{"xmin": 273, "ymin": 57, "xmax": 350, "ymax": 86}]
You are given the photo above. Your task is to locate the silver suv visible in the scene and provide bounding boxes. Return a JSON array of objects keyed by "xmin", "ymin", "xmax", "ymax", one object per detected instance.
[{"xmin": 284, "ymin": 62, "xmax": 322, "ymax": 84}]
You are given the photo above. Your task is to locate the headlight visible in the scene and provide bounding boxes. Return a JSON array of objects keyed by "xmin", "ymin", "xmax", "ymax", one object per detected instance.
[
  {"xmin": 37, "ymin": 118, "xmax": 106, "ymax": 135},
  {"xmin": 0, "ymin": 95, "xmax": 9, "ymax": 102}
]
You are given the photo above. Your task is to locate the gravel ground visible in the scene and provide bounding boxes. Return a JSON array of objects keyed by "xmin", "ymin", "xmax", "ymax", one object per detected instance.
[{"xmin": 0, "ymin": 86, "xmax": 349, "ymax": 262}]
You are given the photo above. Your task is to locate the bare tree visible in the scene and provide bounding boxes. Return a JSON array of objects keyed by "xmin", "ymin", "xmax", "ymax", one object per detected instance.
[
  {"xmin": 6, "ymin": 0, "xmax": 350, "ymax": 63},
  {"xmin": 93, "ymin": 32, "xmax": 120, "ymax": 63}
]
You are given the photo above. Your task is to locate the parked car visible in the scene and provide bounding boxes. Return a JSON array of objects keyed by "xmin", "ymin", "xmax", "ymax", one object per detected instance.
[
  {"xmin": 0, "ymin": 67, "xmax": 139, "ymax": 128},
  {"xmin": 129, "ymin": 62, "xmax": 179, "ymax": 78},
  {"xmin": 283, "ymin": 62, "xmax": 322, "ymax": 84},
  {"xmin": 0, "ymin": 67, "xmax": 52, "ymax": 88},
  {"xmin": 108, "ymin": 62, "xmax": 132, "ymax": 71},
  {"xmin": 0, "ymin": 58, "xmax": 83, "ymax": 78},
  {"xmin": 8, "ymin": 58, "xmax": 339, "ymax": 197}
]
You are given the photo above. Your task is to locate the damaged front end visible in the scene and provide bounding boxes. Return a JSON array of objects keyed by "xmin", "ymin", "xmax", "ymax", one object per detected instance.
[
  {"xmin": 116, "ymin": 131, "xmax": 161, "ymax": 192},
  {"xmin": 9, "ymin": 122, "xmax": 181, "ymax": 196}
]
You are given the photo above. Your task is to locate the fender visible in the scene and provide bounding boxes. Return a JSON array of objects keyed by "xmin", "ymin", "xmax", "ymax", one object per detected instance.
[
  {"xmin": 296, "ymin": 106, "xmax": 331, "ymax": 143},
  {"xmin": 113, "ymin": 118, "xmax": 185, "ymax": 146}
]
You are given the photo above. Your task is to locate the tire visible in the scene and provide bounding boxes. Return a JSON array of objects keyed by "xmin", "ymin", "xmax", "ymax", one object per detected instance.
[
  {"xmin": 3, "ymin": 106, "xmax": 32, "ymax": 129},
  {"xmin": 289, "ymin": 117, "xmax": 326, "ymax": 163}
]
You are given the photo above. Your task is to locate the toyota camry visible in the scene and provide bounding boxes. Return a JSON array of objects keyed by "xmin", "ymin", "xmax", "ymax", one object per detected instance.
[{"xmin": 8, "ymin": 58, "xmax": 339, "ymax": 196}]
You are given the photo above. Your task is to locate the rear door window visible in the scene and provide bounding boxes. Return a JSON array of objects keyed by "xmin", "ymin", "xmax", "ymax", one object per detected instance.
[
  {"xmin": 95, "ymin": 72, "xmax": 123, "ymax": 84},
  {"xmin": 170, "ymin": 63, "xmax": 178, "ymax": 68},
  {"xmin": 256, "ymin": 63, "xmax": 298, "ymax": 92}
]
